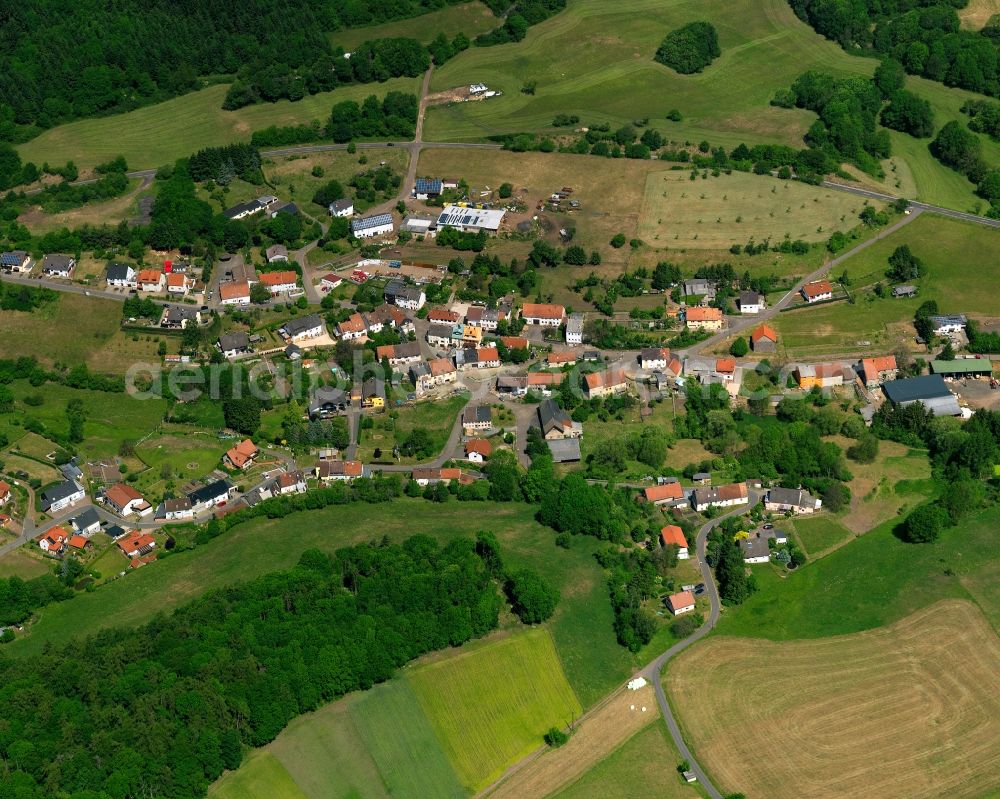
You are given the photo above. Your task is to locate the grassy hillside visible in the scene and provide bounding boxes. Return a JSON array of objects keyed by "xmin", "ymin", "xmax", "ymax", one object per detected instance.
[
  {"xmin": 424, "ymin": 0, "xmax": 1000, "ymax": 210},
  {"xmin": 17, "ymin": 79, "xmax": 420, "ymax": 172},
  {"xmin": 329, "ymin": 1, "xmax": 497, "ymax": 50}
]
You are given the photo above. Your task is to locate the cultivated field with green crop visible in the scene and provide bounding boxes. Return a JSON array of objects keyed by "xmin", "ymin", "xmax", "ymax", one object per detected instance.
[
  {"xmin": 17, "ymin": 79, "xmax": 420, "ymax": 171},
  {"xmin": 210, "ymin": 752, "xmax": 309, "ymax": 799},
  {"xmin": 409, "ymin": 628, "xmax": 583, "ymax": 791}
]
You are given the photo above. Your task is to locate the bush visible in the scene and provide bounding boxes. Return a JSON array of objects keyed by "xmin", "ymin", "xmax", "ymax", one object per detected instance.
[
  {"xmin": 654, "ymin": 21, "xmax": 720, "ymax": 74},
  {"xmin": 610, "ymin": 233, "xmax": 626, "ymax": 248},
  {"xmin": 729, "ymin": 337, "xmax": 749, "ymax": 357},
  {"xmin": 544, "ymin": 727, "xmax": 569, "ymax": 747},
  {"xmin": 670, "ymin": 611, "xmax": 703, "ymax": 639},
  {"xmin": 900, "ymin": 504, "xmax": 948, "ymax": 543},
  {"xmin": 506, "ymin": 568, "xmax": 559, "ymax": 624}
]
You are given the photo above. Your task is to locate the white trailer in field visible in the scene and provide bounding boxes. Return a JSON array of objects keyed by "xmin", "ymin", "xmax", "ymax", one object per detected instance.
[{"xmin": 627, "ymin": 677, "xmax": 648, "ymax": 690}]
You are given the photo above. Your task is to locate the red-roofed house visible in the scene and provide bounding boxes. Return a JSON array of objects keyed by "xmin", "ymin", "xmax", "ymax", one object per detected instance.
[
  {"xmin": 464, "ymin": 439, "xmax": 493, "ymax": 463},
  {"xmin": 38, "ymin": 526, "xmax": 68, "ymax": 554},
  {"xmin": 219, "ymin": 280, "xmax": 251, "ymax": 306},
  {"xmin": 715, "ymin": 358, "xmax": 737, "ymax": 380},
  {"xmin": 750, "ymin": 323, "xmax": 778, "ymax": 353},
  {"xmin": 521, "ymin": 303, "xmax": 565, "ymax": 326},
  {"xmin": 320, "ymin": 274, "xmax": 343, "ymax": 291},
  {"xmin": 547, "ymin": 351, "xmax": 577, "ymax": 367},
  {"xmin": 642, "ymin": 482, "xmax": 685, "ymax": 507},
  {"xmin": 105, "ymin": 483, "xmax": 151, "ymax": 516},
  {"xmin": 428, "ymin": 309, "xmax": 461, "ymax": 324},
  {"xmin": 801, "ymin": 280, "xmax": 833, "ymax": 303},
  {"xmin": 68, "ymin": 534, "xmax": 90, "ymax": 551},
  {"xmin": 660, "ymin": 524, "xmax": 689, "ymax": 559},
  {"xmin": 224, "ymin": 439, "xmax": 259, "ymax": 470},
  {"xmin": 500, "ymin": 336, "xmax": 529, "ymax": 351},
  {"xmin": 118, "ymin": 531, "xmax": 156, "ymax": 559},
  {"xmin": 166, "ymin": 272, "xmax": 194, "ymax": 295},
  {"xmin": 138, "ymin": 269, "xmax": 164, "ymax": 292},
  {"xmin": 584, "ymin": 369, "xmax": 628, "ymax": 399},
  {"xmin": 315, "ymin": 460, "xmax": 364, "ymax": 482},
  {"xmin": 260, "ymin": 271, "xmax": 298, "ymax": 294},
  {"xmin": 860, "ymin": 355, "xmax": 898, "ymax": 387},
  {"xmin": 666, "ymin": 590, "xmax": 696, "ymax": 615},
  {"xmin": 0, "ymin": 480, "xmax": 10, "ymax": 505},
  {"xmin": 337, "ymin": 312, "xmax": 367, "ymax": 340},
  {"xmin": 685, "ymin": 306, "xmax": 724, "ymax": 331}
]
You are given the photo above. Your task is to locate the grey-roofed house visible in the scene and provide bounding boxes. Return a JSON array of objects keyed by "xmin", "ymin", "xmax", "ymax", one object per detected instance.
[
  {"xmin": 266, "ymin": 244, "xmax": 289, "ymax": 262},
  {"xmin": 70, "ymin": 507, "xmax": 102, "ymax": 536},
  {"xmin": 309, "ymin": 386, "xmax": 348, "ymax": 418},
  {"xmin": 161, "ymin": 305, "xmax": 200, "ymax": 329},
  {"xmin": 929, "ymin": 315, "xmax": 967, "ymax": 335},
  {"xmin": 280, "ymin": 314, "xmax": 325, "ymax": 341},
  {"xmin": 427, "ymin": 323, "xmax": 456, "ymax": 348},
  {"xmin": 737, "ymin": 291, "xmax": 765, "ymax": 313},
  {"xmin": 329, "ymin": 198, "xmax": 354, "ymax": 217},
  {"xmin": 218, "ymin": 332, "xmax": 251, "ymax": 359},
  {"xmin": 187, "ymin": 479, "xmax": 233, "ymax": 512},
  {"xmin": 566, "ymin": 313, "xmax": 584, "ymax": 345},
  {"xmin": 683, "ymin": 278, "xmax": 716, "ymax": 300},
  {"xmin": 42, "ymin": 254, "xmax": 76, "ymax": 277},
  {"xmin": 224, "ymin": 200, "xmax": 263, "ymax": 220},
  {"xmin": 892, "ymin": 285, "xmax": 918, "ymax": 298},
  {"xmin": 882, "ymin": 374, "xmax": 962, "ymax": 417},
  {"xmin": 765, "ymin": 487, "xmax": 821, "ymax": 514},
  {"xmin": 395, "ymin": 285, "xmax": 426, "ymax": 311},
  {"xmin": 547, "ymin": 438, "xmax": 582, "ymax": 463},
  {"xmin": 384, "ymin": 279, "xmax": 405, "ymax": 304},
  {"xmin": 41, "ymin": 480, "xmax": 86, "ymax": 513},
  {"xmin": 462, "ymin": 405, "xmax": 492, "ymax": 433},
  {"xmin": 106, "ymin": 261, "xmax": 136, "ymax": 287},
  {"xmin": 285, "ymin": 343, "xmax": 302, "ymax": 360},
  {"xmin": 537, "ymin": 399, "xmax": 582, "ymax": 439}
]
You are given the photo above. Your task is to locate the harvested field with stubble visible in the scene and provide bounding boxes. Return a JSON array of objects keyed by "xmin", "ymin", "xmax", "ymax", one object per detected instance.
[
  {"xmin": 486, "ymin": 684, "xmax": 659, "ymax": 799},
  {"xmin": 667, "ymin": 600, "xmax": 1000, "ymax": 799}
]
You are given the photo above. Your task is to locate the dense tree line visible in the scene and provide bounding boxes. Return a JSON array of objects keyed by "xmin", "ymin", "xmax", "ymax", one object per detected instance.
[
  {"xmin": 474, "ymin": 0, "xmax": 567, "ymax": 46},
  {"xmin": 0, "ymin": 537, "xmax": 512, "ymax": 797},
  {"xmin": 789, "ymin": 0, "xmax": 999, "ymax": 98},
  {"xmin": 188, "ymin": 144, "xmax": 262, "ymax": 184},
  {"xmin": 654, "ymin": 22, "xmax": 721, "ymax": 74},
  {"xmin": 329, "ymin": 92, "xmax": 419, "ymax": 142},
  {"xmin": 0, "ymin": 573, "xmax": 73, "ymax": 626},
  {"xmin": 0, "ymin": 0, "xmax": 467, "ymax": 131},
  {"xmin": 930, "ymin": 120, "xmax": 1000, "ymax": 213},
  {"xmin": 964, "ymin": 98, "xmax": 1000, "ymax": 139}
]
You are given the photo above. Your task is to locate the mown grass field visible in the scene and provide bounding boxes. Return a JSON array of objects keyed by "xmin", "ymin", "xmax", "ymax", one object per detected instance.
[
  {"xmin": 18, "ymin": 177, "xmax": 149, "ymax": 233},
  {"xmin": 211, "ymin": 752, "xmax": 309, "ymax": 799},
  {"xmin": 409, "ymin": 628, "xmax": 583, "ymax": 791},
  {"xmin": 329, "ymin": 1, "xmax": 497, "ymax": 50},
  {"xmin": 716, "ymin": 500, "xmax": 1000, "ymax": 639},
  {"xmin": 424, "ymin": 0, "xmax": 999, "ymax": 210},
  {"xmin": 555, "ymin": 721, "xmax": 708, "ymax": 799},
  {"xmin": 638, "ymin": 170, "xmax": 875, "ymax": 249},
  {"xmin": 0, "ymin": 549, "xmax": 51, "ymax": 580},
  {"xmin": 133, "ymin": 430, "xmax": 228, "ymax": 498},
  {"xmin": 790, "ymin": 515, "xmax": 853, "ymax": 558},
  {"xmin": 17, "ymin": 79, "xmax": 421, "ymax": 171},
  {"xmin": 668, "ymin": 600, "xmax": 1000, "ymax": 799},
  {"xmin": 837, "ymin": 213, "xmax": 1000, "ymax": 317}
]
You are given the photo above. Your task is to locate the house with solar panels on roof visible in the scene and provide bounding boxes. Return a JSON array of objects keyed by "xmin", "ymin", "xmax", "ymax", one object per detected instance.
[
  {"xmin": 1, "ymin": 250, "xmax": 32, "ymax": 273},
  {"xmin": 413, "ymin": 178, "xmax": 443, "ymax": 200},
  {"xmin": 351, "ymin": 213, "xmax": 395, "ymax": 239},
  {"xmin": 437, "ymin": 205, "xmax": 505, "ymax": 234}
]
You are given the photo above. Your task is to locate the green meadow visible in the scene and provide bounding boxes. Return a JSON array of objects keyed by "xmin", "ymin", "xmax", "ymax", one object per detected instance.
[{"xmin": 329, "ymin": 1, "xmax": 497, "ymax": 51}]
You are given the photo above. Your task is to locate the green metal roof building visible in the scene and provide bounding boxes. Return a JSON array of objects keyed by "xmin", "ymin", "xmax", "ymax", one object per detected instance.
[{"xmin": 930, "ymin": 359, "xmax": 994, "ymax": 377}]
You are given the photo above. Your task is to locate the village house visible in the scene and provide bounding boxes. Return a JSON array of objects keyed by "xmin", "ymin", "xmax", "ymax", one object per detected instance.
[
  {"xmin": 161, "ymin": 305, "xmax": 200, "ymax": 329},
  {"xmin": 218, "ymin": 332, "xmax": 251, "ymax": 359},
  {"xmin": 750, "ymin": 323, "xmax": 778, "ymax": 353},
  {"xmin": 38, "ymin": 526, "xmax": 69, "ymax": 554},
  {"xmin": 715, "ymin": 357, "xmax": 737, "ymax": 382},
  {"xmin": 639, "ymin": 347, "xmax": 670, "ymax": 371},
  {"xmin": 187, "ymin": 479, "xmax": 234, "ymax": 513},
  {"xmin": 413, "ymin": 177, "xmax": 443, "ymax": 200},
  {"xmin": 472, "ymin": 346, "xmax": 500, "ymax": 368},
  {"xmin": 480, "ymin": 308, "xmax": 500, "ymax": 331},
  {"xmin": 796, "ymin": 363, "xmax": 847, "ymax": 389},
  {"xmin": 683, "ymin": 279, "xmax": 717, "ymax": 302},
  {"xmin": 929, "ymin": 315, "xmax": 967, "ymax": 335},
  {"xmin": 464, "ymin": 439, "xmax": 493, "ymax": 463},
  {"xmin": 437, "ymin": 205, "xmax": 505, "ymax": 234},
  {"xmin": 463, "ymin": 405, "xmax": 492, "ymax": 434},
  {"xmin": 320, "ymin": 273, "xmax": 343, "ymax": 291},
  {"xmin": 224, "ymin": 200, "xmax": 264, "ymax": 220},
  {"xmin": 281, "ymin": 314, "xmax": 325, "ymax": 342},
  {"xmin": 337, "ymin": 312, "xmax": 368, "ymax": 340},
  {"xmin": 1, "ymin": 250, "xmax": 32, "ymax": 273},
  {"xmin": 666, "ymin": 590, "xmax": 696, "ymax": 616},
  {"xmin": 377, "ymin": 341, "xmax": 422, "ymax": 367},
  {"xmin": 800, "ymin": 280, "xmax": 833, "ymax": 303},
  {"xmin": 361, "ymin": 378, "xmax": 385, "ymax": 409},
  {"xmin": 565, "ymin": 313, "xmax": 584, "ymax": 345},
  {"xmin": 409, "ymin": 362, "xmax": 432, "ymax": 394},
  {"xmin": 584, "ymin": 368, "xmax": 628, "ymax": 400},
  {"xmin": 738, "ymin": 291, "xmax": 765, "ymax": 314},
  {"xmin": 395, "ymin": 285, "xmax": 426, "ymax": 311},
  {"xmin": 41, "ymin": 254, "xmax": 76, "ymax": 277},
  {"xmin": 428, "ymin": 309, "xmax": 461, "ymax": 325},
  {"xmin": 526, "ymin": 371, "xmax": 563, "ymax": 395},
  {"xmin": 661, "ymin": 524, "xmax": 689, "ymax": 559},
  {"xmin": 0, "ymin": 481, "xmax": 10, "ymax": 506},
  {"xmin": 40, "ymin": 480, "xmax": 86, "ymax": 513},
  {"xmin": 118, "ymin": 531, "xmax": 156, "ymax": 559},
  {"xmin": 859, "ymin": 355, "xmax": 898, "ymax": 388},
  {"xmin": 165, "ymin": 272, "xmax": 193, "ymax": 295},
  {"xmin": 315, "ymin": 460, "xmax": 364, "ymax": 482},
  {"xmin": 69, "ymin": 507, "xmax": 102, "ymax": 536},
  {"xmin": 106, "ymin": 262, "xmax": 137, "ymax": 288},
  {"xmin": 426, "ymin": 323, "xmax": 455, "ymax": 349},
  {"xmin": 309, "ymin": 385, "xmax": 349, "ymax": 418},
  {"xmin": 538, "ymin": 399, "xmax": 582, "ymax": 440},
  {"xmin": 266, "ymin": 244, "xmax": 289, "ymax": 263},
  {"xmin": 351, "ymin": 213, "xmax": 395, "ymax": 239},
  {"xmin": 136, "ymin": 268, "xmax": 163, "ymax": 292},
  {"xmin": 104, "ymin": 483, "xmax": 152, "ymax": 517},
  {"xmin": 685, "ymin": 306, "xmax": 724, "ymax": 331},
  {"xmin": 224, "ymin": 439, "xmax": 259, "ymax": 470},
  {"xmin": 521, "ymin": 303, "xmax": 565, "ymax": 327},
  {"xmin": 411, "ymin": 467, "xmax": 467, "ymax": 486},
  {"xmin": 765, "ymin": 487, "xmax": 822, "ymax": 515},
  {"xmin": 500, "ymin": 336, "xmax": 530, "ymax": 351},
  {"xmin": 260, "ymin": 270, "xmax": 299, "ymax": 295},
  {"xmin": 425, "ymin": 358, "xmax": 458, "ymax": 390},
  {"xmin": 219, "ymin": 280, "xmax": 251, "ymax": 306},
  {"xmin": 547, "ymin": 351, "xmax": 577, "ymax": 368},
  {"xmin": 643, "ymin": 483, "xmax": 685, "ymax": 507},
  {"xmin": 329, "ymin": 198, "xmax": 354, "ymax": 218},
  {"xmin": 692, "ymin": 482, "xmax": 749, "ymax": 512},
  {"xmin": 274, "ymin": 470, "xmax": 307, "ymax": 495},
  {"xmin": 160, "ymin": 497, "xmax": 194, "ymax": 520}
]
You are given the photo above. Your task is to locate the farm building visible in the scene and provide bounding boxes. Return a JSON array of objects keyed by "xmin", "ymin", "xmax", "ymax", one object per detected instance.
[
  {"xmin": 860, "ymin": 355, "xmax": 898, "ymax": 387},
  {"xmin": 738, "ymin": 291, "xmax": 765, "ymax": 314},
  {"xmin": 692, "ymin": 482, "xmax": 748, "ymax": 512},
  {"xmin": 546, "ymin": 438, "xmax": 582, "ymax": 463},
  {"xmin": 351, "ymin": 213, "xmax": 395, "ymax": 239},
  {"xmin": 930, "ymin": 359, "xmax": 994, "ymax": 378},
  {"xmin": 521, "ymin": 303, "xmax": 565, "ymax": 326},
  {"xmin": 401, "ymin": 215, "xmax": 437, "ymax": 237},
  {"xmin": 882, "ymin": 374, "xmax": 962, "ymax": 417},
  {"xmin": 547, "ymin": 351, "xmax": 577, "ymax": 368},
  {"xmin": 765, "ymin": 487, "xmax": 821, "ymax": 514},
  {"xmin": 750, "ymin": 323, "xmax": 778, "ymax": 353},
  {"xmin": 796, "ymin": 363, "xmax": 848, "ymax": 389},
  {"xmin": 684, "ymin": 279, "xmax": 716, "ymax": 301},
  {"xmin": 643, "ymin": 483, "xmax": 685, "ymax": 507},
  {"xmin": 892, "ymin": 285, "xmax": 918, "ymax": 298},
  {"xmin": 437, "ymin": 205, "xmax": 505, "ymax": 234},
  {"xmin": 640, "ymin": 347, "xmax": 670, "ymax": 370},
  {"xmin": 413, "ymin": 178, "xmax": 443, "ymax": 200},
  {"xmin": 462, "ymin": 405, "xmax": 492, "ymax": 434},
  {"xmin": 537, "ymin": 399, "xmax": 582, "ymax": 439}
]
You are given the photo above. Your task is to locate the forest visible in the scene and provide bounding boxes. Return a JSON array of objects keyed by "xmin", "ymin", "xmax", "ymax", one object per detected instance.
[
  {"xmin": 0, "ymin": 0, "xmax": 468, "ymax": 133},
  {"xmin": 0, "ymin": 536, "xmax": 519, "ymax": 798},
  {"xmin": 789, "ymin": 0, "xmax": 999, "ymax": 97}
]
